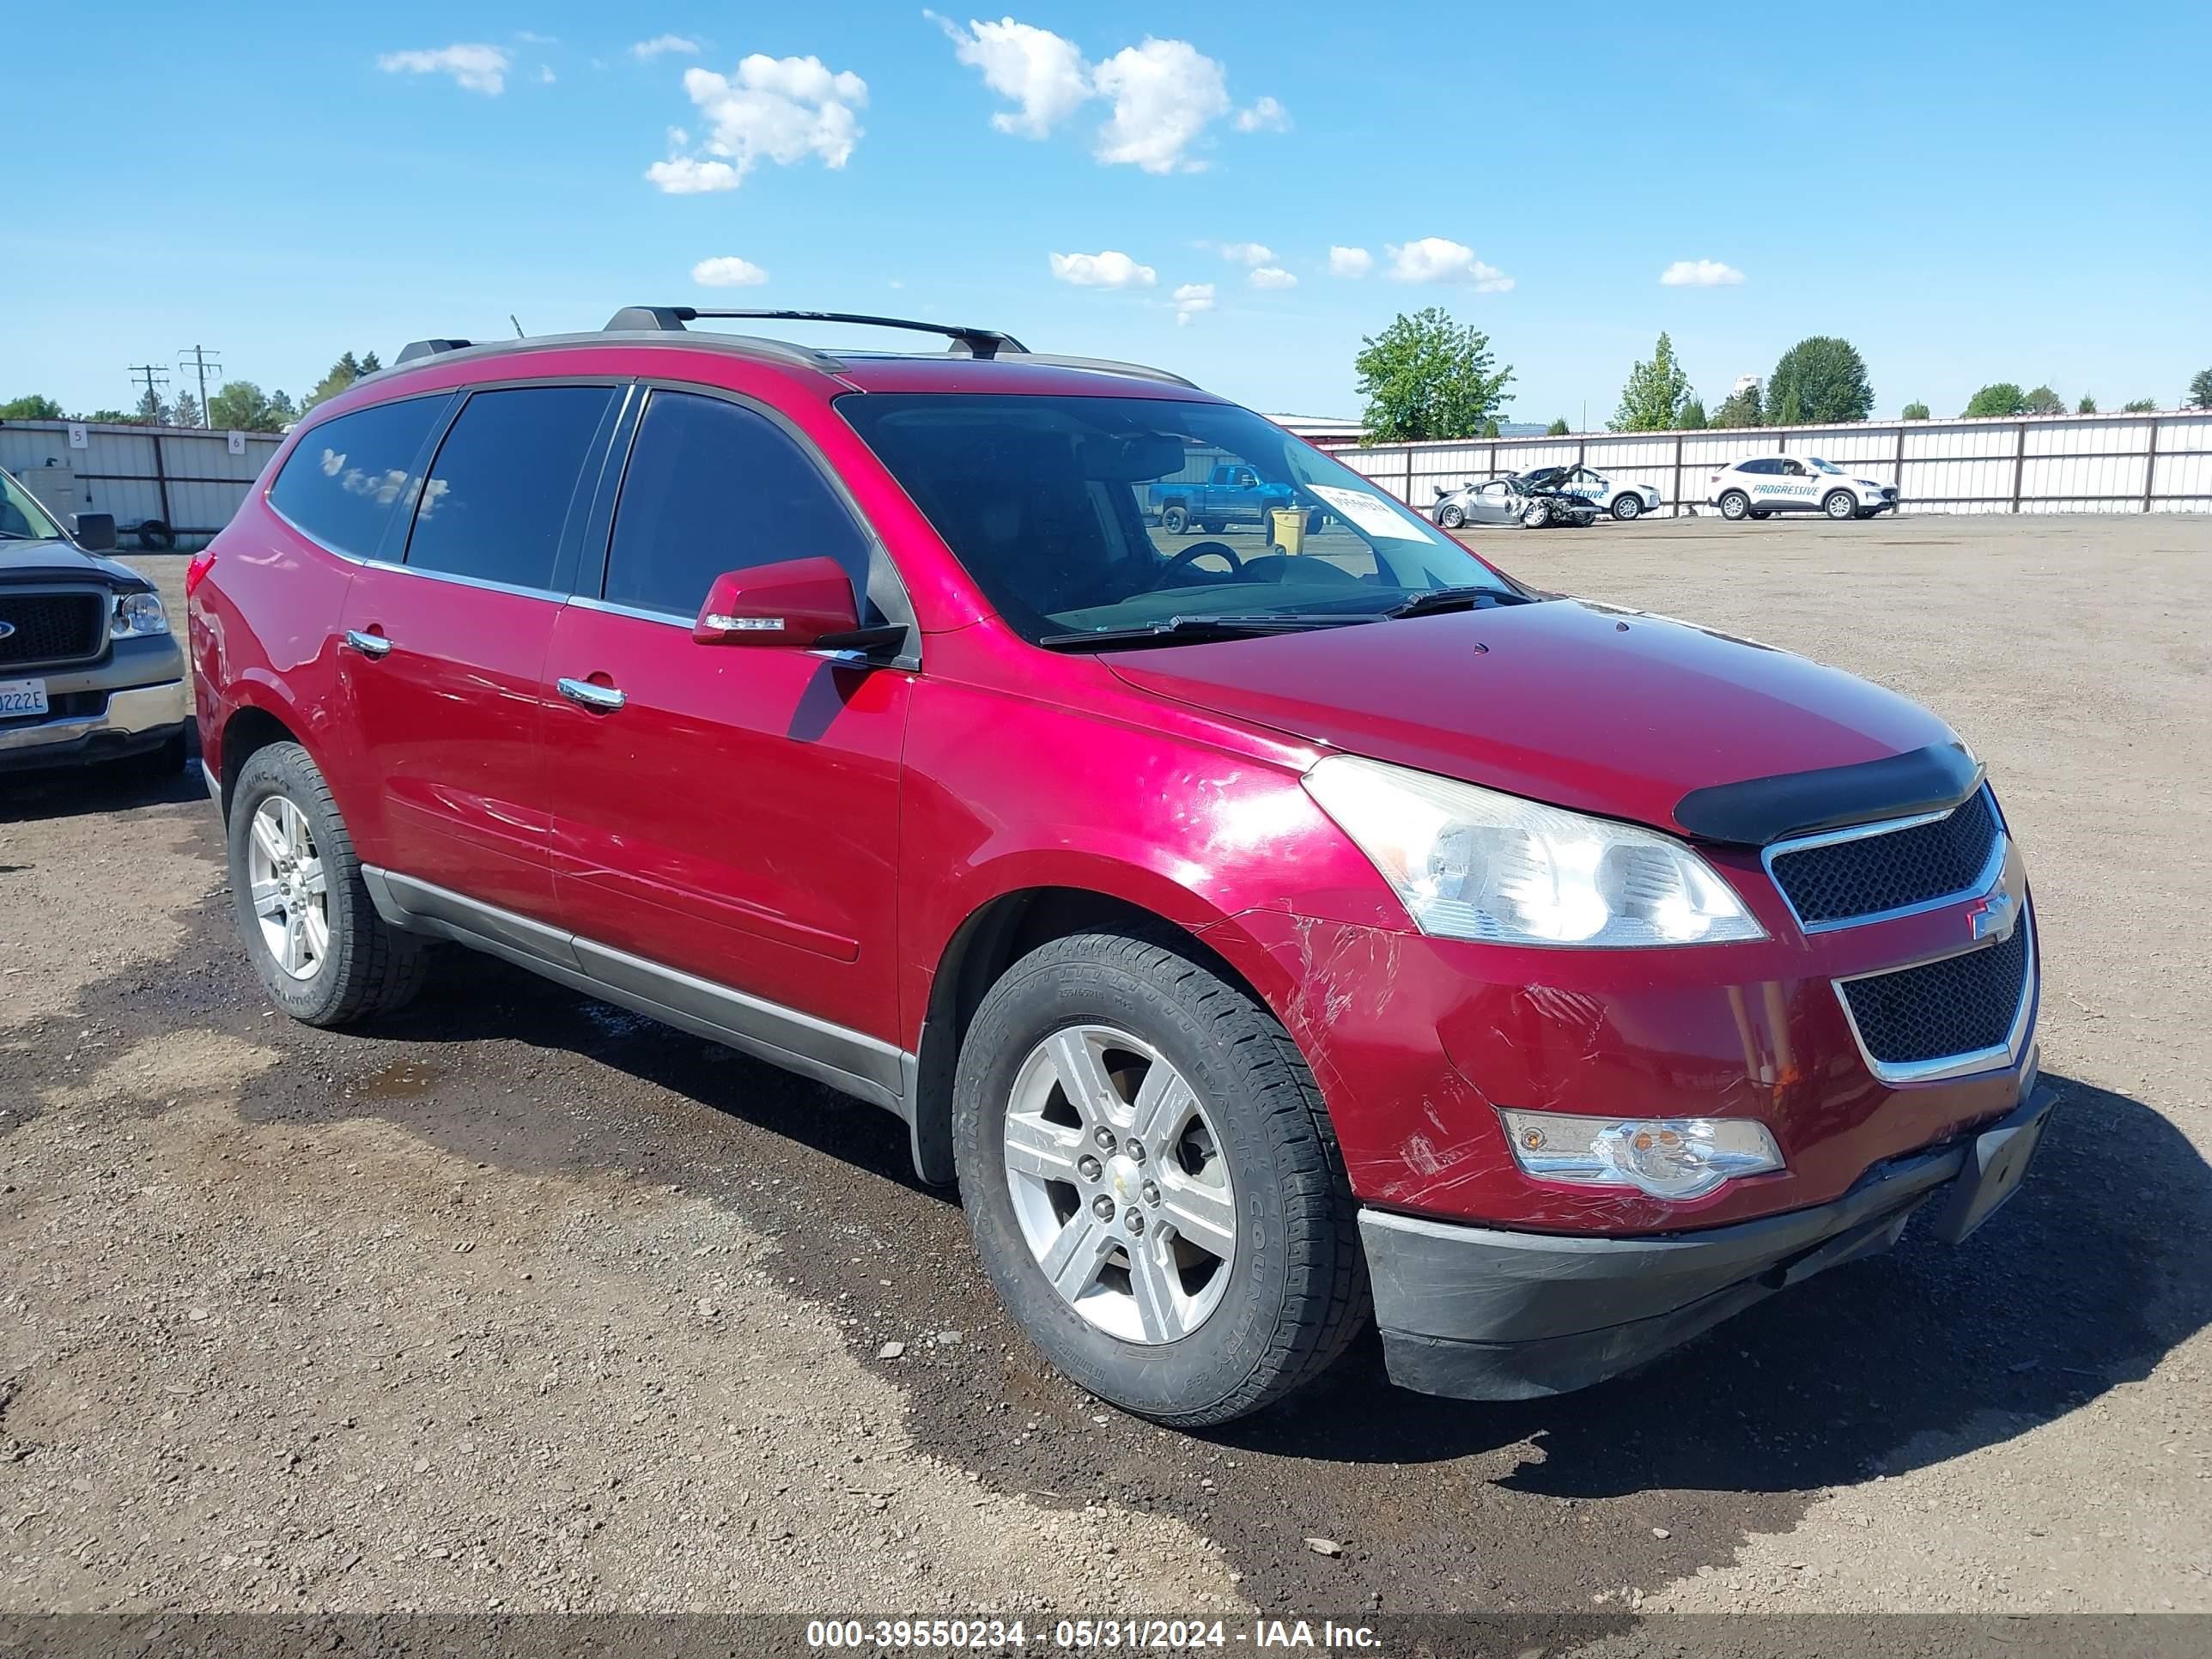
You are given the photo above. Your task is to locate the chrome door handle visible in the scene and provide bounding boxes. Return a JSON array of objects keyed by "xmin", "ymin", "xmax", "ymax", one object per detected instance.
[
  {"xmin": 557, "ymin": 677, "xmax": 626, "ymax": 712},
  {"xmin": 343, "ymin": 629, "xmax": 392, "ymax": 658}
]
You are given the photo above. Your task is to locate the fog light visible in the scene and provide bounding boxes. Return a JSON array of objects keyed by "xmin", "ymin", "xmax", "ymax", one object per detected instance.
[{"xmin": 1499, "ymin": 1109, "xmax": 1784, "ymax": 1200}]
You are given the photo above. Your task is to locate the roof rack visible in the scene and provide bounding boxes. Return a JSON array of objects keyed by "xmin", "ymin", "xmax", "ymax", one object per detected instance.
[
  {"xmin": 604, "ymin": 307, "xmax": 1028, "ymax": 361},
  {"xmin": 394, "ymin": 337, "xmax": 473, "ymax": 364}
]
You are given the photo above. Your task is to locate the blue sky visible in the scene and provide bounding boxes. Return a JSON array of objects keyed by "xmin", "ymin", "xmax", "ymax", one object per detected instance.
[{"xmin": 13, "ymin": 2, "xmax": 2209, "ymax": 424}]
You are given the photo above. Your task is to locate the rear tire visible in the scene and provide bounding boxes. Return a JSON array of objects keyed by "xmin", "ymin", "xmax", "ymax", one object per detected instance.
[
  {"xmin": 1823, "ymin": 489, "xmax": 1856, "ymax": 520},
  {"xmin": 1718, "ymin": 490, "xmax": 1750, "ymax": 521},
  {"xmin": 1161, "ymin": 505, "xmax": 1190, "ymax": 534},
  {"xmin": 226, "ymin": 740, "xmax": 433, "ymax": 1027},
  {"xmin": 1438, "ymin": 503, "xmax": 1465, "ymax": 529},
  {"xmin": 953, "ymin": 929, "xmax": 1368, "ymax": 1426}
]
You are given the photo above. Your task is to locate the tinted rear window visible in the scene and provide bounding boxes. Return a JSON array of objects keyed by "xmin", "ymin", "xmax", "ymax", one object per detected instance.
[
  {"xmin": 269, "ymin": 395, "xmax": 453, "ymax": 558},
  {"xmin": 404, "ymin": 386, "xmax": 615, "ymax": 592}
]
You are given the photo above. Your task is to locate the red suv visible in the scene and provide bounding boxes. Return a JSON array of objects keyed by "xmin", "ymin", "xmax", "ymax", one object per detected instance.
[{"xmin": 189, "ymin": 307, "xmax": 2053, "ymax": 1425}]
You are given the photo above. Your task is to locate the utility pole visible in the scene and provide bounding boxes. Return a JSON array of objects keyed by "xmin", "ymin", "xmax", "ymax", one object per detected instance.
[
  {"xmin": 126, "ymin": 362, "xmax": 170, "ymax": 420},
  {"xmin": 178, "ymin": 345, "xmax": 222, "ymax": 428}
]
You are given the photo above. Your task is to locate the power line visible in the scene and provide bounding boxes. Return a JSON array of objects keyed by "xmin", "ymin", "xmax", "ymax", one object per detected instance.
[
  {"xmin": 178, "ymin": 345, "xmax": 222, "ymax": 428},
  {"xmin": 126, "ymin": 362, "xmax": 170, "ymax": 411}
]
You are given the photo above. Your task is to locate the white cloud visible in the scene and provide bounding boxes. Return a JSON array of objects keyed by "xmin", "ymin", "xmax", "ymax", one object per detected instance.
[
  {"xmin": 377, "ymin": 44, "xmax": 512, "ymax": 95},
  {"xmin": 692, "ymin": 255, "xmax": 769, "ymax": 287},
  {"xmin": 1048, "ymin": 250, "xmax": 1158, "ymax": 289},
  {"xmin": 1247, "ymin": 265, "xmax": 1297, "ymax": 290},
  {"xmin": 646, "ymin": 156, "xmax": 740, "ymax": 193},
  {"xmin": 928, "ymin": 13, "xmax": 1090, "ymax": 138},
  {"xmin": 1173, "ymin": 282, "xmax": 1215, "ymax": 325},
  {"xmin": 647, "ymin": 54, "xmax": 868, "ymax": 193},
  {"xmin": 1660, "ymin": 258, "xmax": 1746, "ymax": 288},
  {"xmin": 1092, "ymin": 38, "xmax": 1229, "ymax": 173},
  {"xmin": 1386, "ymin": 236, "xmax": 1514, "ymax": 291},
  {"xmin": 1234, "ymin": 94, "xmax": 1288, "ymax": 132},
  {"xmin": 1218, "ymin": 240, "xmax": 1273, "ymax": 266},
  {"xmin": 632, "ymin": 34, "xmax": 702, "ymax": 60},
  {"xmin": 538, "ymin": 65, "xmax": 556, "ymax": 84},
  {"xmin": 1327, "ymin": 245, "xmax": 1373, "ymax": 278}
]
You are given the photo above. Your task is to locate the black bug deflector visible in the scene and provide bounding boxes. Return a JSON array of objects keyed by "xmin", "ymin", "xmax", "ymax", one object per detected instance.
[{"xmin": 1674, "ymin": 741, "xmax": 1984, "ymax": 846}]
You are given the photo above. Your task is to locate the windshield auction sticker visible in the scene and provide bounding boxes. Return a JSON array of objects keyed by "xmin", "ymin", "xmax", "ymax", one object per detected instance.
[{"xmin": 1305, "ymin": 484, "xmax": 1430, "ymax": 541}]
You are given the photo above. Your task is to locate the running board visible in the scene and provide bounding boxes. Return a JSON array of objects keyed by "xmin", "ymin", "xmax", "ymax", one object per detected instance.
[{"xmin": 360, "ymin": 866, "xmax": 913, "ymax": 1120}]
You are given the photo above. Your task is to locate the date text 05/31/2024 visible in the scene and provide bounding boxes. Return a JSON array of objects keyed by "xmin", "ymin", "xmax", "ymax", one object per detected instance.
[{"xmin": 805, "ymin": 1619, "xmax": 1382, "ymax": 1650}]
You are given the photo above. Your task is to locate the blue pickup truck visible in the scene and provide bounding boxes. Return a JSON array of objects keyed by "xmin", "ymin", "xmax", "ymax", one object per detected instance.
[{"xmin": 1152, "ymin": 463, "xmax": 1300, "ymax": 535}]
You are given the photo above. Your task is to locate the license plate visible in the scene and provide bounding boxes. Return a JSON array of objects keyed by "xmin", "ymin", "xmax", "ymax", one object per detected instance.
[{"xmin": 0, "ymin": 678, "xmax": 50, "ymax": 719}]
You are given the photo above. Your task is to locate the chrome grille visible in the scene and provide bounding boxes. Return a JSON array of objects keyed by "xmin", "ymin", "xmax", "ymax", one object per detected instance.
[
  {"xmin": 1839, "ymin": 921, "xmax": 2032, "ymax": 1075},
  {"xmin": 1769, "ymin": 788, "xmax": 2002, "ymax": 928},
  {"xmin": 0, "ymin": 591, "xmax": 106, "ymax": 667}
]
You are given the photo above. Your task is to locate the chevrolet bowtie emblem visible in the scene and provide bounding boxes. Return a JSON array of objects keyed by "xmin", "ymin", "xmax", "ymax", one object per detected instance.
[{"xmin": 1965, "ymin": 887, "xmax": 2019, "ymax": 944}]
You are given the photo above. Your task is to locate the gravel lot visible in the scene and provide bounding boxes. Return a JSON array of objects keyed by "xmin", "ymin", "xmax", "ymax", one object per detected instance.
[{"xmin": 1, "ymin": 513, "xmax": 2207, "ymax": 1621}]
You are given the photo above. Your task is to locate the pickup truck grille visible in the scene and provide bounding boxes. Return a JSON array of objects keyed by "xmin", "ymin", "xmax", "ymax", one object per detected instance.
[
  {"xmin": 1769, "ymin": 788, "xmax": 2002, "ymax": 927},
  {"xmin": 1840, "ymin": 921, "xmax": 2032, "ymax": 1070},
  {"xmin": 0, "ymin": 592, "xmax": 107, "ymax": 668}
]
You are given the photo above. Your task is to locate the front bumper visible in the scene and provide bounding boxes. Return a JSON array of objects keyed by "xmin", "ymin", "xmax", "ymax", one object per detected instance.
[
  {"xmin": 0, "ymin": 678, "xmax": 188, "ymax": 772},
  {"xmin": 1361, "ymin": 1079, "xmax": 2058, "ymax": 1400}
]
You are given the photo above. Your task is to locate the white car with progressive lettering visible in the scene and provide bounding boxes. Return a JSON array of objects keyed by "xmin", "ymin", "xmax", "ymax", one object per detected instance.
[
  {"xmin": 1528, "ymin": 465, "xmax": 1663, "ymax": 521},
  {"xmin": 1707, "ymin": 456, "xmax": 1899, "ymax": 522}
]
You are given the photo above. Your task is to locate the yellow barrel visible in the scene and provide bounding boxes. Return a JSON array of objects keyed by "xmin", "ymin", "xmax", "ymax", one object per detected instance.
[{"xmin": 1269, "ymin": 507, "xmax": 1306, "ymax": 556}]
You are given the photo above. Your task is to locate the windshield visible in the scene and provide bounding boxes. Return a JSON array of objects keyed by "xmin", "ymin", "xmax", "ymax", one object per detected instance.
[
  {"xmin": 837, "ymin": 393, "xmax": 1516, "ymax": 643},
  {"xmin": 1806, "ymin": 457, "xmax": 1845, "ymax": 474},
  {"xmin": 0, "ymin": 468, "xmax": 66, "ymax": 541}
]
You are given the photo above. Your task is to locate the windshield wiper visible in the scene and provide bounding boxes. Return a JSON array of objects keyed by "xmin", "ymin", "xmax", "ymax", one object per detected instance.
[
  {"xmin": 1382, "ymin": 585, "xmax": 1535, "ymax": 619},
  {"xmin": 1037, "ymin": 613, "xmax": 1371, "ymax": 650}
]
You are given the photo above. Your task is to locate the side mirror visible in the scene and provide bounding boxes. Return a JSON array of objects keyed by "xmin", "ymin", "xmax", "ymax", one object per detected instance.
[
  {"xmin": 72, "ymin": 511, "xmax": 118, "ymax": 552},
  {"xmin": 692, "ymin": 556, "xmax": 860, "ymax": 647}
]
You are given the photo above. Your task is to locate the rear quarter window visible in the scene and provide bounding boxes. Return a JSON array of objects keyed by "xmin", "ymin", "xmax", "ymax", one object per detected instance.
[{"xmin": 267, "ymin": 395, "xmax": 453, "ymax": 558}]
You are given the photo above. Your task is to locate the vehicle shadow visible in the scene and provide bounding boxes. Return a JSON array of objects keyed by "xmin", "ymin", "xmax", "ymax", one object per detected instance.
[
  {"xmin": 205, "ymin": 914, "xmax": 2209, "ymax": 1502},
  {"xmin": 0, "ymin": 726, "xmax": 204, "ymax": 825},
  {"xmin": 1215, "ymin": 1071, "xmax": 2210, "ymax": 1496}
]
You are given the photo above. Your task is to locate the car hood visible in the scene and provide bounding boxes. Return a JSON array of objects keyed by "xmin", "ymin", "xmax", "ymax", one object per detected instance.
[
  {"xmin": 1105, "ymin": 598, "xmax": 1958, "ymax": 839},
  {"xmin": 0, "ymin": 537, "xmax": 146, "ymax": 589}
]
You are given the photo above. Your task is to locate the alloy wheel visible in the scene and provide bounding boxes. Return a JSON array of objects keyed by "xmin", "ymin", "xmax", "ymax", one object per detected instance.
[
  {"xmin": 246, "ymin": 795, "xmax": 331, "ymax": 981},
  {"xmin": 1002, "ymin": 1024, "xmax": 1237, "ymax": 1345}
]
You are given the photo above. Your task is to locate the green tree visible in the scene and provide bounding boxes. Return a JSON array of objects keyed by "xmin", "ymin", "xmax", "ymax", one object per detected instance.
[
  {"xmin": 301, "ymin": 349, "xmax": 386, "ymax": 412},
  {"xmin": 1963, "ymin": 383, "xmax": 2026, "ymax": 417},
  {"xmin": 1678, "ymin": 398, "xmax": 1707, "ymax": 430},
  {"xmin": 2076, "ymin": 393, "xmax": 2098, "ymax": 415},
  {"xmin": 1771, "ymin": 383, "xmax": 1804, "ymax": 425},
  {"xmin": 134, "ymin": 386, "xmax": 173, "ymax": 425},
  {"xmin": 207, "ymin": 380, "xmax": 295, "ymax": 433},
  {"xmin": 2022, "ymin": 385, "xmax": 2065, "ymax": 415},
  {"xmin": 2121, "ymin": 397, "xmax": 2157, "ymax": 413},
  {"xmin": 1711, "ymin": 383, "xmax": 1763, "ymax": 428},
  {"xmin": 1765, "ymin": 337, "xmax": 1873, "ymax": 423},
  {"xmin": 0, "ymin": 393, "xmax": 65, "ymax": 420},
  {"xmin": 1545, "ymin": 416, "xmax": 1570, "ymax": 436},
  {"xmin": 172, "ymin": 391, "xmax": 204, "ymax": 429},
  {"xmin": 2188, "ymin": 368, "xmax": 2212, "ymax": 409},
  {"xmin": 1480, "ymin": 416, "xmax": 1501, "ymax": 438},
  {"xmin": 1353, "ymin": 307, "xmax": 1515, "ymax": 442},
  {"xmin": 1611, "ymin": 330, "xmax": 1693, "ymax": 431},
  {"xmin": 85, "ymin": 408, "xmax": 131, "ymax": 423},
  {"xmin": 1901, "ymin": 400, "xmax": 1931, "ymax": 420}
]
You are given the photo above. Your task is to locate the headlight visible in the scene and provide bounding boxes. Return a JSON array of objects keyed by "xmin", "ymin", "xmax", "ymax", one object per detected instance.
[
  {"xmin": 1302, "ymin": 754, "xmax": 1765, "ymax": 947},
  {"xmin": 112, "ymin": 592, "xmax": 170, "ymax": 638},
  {"xmin": 1500, "ymin": 1110, "xmax": 1784, "ymax": 1199}
]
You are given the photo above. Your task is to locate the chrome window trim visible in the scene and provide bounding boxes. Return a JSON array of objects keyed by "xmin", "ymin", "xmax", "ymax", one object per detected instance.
[
  {"xmin": 568, "ymin": 593, "xmax": 691, "ymax": 629},
  {"xmin": 1763, "ymin": 787, "xmax": 2005, "ymax": 935},
  {"xmin": 1830, "ymin": 910, "xmax": 2037, "ymax": 1085}
]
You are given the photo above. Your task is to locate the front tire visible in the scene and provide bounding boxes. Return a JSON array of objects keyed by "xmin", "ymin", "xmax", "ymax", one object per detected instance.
[
  {"xmin": 1718, "ymin": 489, "xmax": 1750, "ymax": 521},
  {"xmin": 227, "ymin": 741, "xmax": 433, "ymax": 1027},
  {"xmin": 953, "ymin": 930, "xmax": 1367, "ymax": 1426},
  {"xmin": 1522, "ymin": 499, "xmax": 1553, "ymax": 529},
  {"xmin": 1823, "ymin": 489, "xmax": 1856, "ymax": 520},
  {"xmin": 1611, "ymin": 493, "xmax": 1644, "ymax": 522}
]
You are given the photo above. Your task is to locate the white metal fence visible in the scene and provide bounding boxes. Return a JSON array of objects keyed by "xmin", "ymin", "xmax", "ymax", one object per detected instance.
[
  {"xmin": 0, "ymin": 418, "xmax": 283, "ymax": 551},
  {"xmin": 1322, "ymin": 409, "xmax": 2212, "ymax": 518}
]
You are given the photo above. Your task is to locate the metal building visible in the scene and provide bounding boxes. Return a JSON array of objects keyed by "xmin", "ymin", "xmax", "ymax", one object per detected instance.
[{"xmin": 0, "ymin": 418, "xmax": 283, "ymax": 551}]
